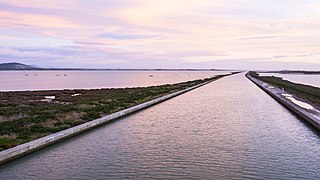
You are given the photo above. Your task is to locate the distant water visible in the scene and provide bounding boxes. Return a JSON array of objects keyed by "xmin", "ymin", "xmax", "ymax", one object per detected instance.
[
  {"xmin": 259, "ymin": 73, "xmax": 320, "ymax": 88},
  {"xmin": 0, "ymin": 71, "xmax": 231, "ymax": 91},
  {"xmin": 1, "ymin": 73, "xmax": 319, "ymax": 179}
]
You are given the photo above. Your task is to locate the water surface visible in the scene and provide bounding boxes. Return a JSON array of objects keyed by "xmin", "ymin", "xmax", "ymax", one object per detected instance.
[
  {"xmin": 259, "ymin": 73, "xmax": 320, "ymax": 87},
  {"xmin": 0, "ymin": 71, "xmax": 230, "ymax": 91},
  {"xmin": 0, "ymin": 73, "xmax": 319, "ymax": 179}
]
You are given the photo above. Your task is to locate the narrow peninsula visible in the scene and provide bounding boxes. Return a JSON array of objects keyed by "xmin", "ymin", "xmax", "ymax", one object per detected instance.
[{"xmin": 0, "ymin": 73, "xmax": 236, "ymax": 151}]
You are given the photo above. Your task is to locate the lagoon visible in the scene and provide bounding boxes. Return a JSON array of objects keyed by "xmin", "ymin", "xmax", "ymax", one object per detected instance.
[
  {"xmin": 259, "ymin": 73, "xmax": 320, "ymax": 88},
  {"xmin": 1, "ymin": 73, "xmax": 319, "ymax": 179},
  {"xmin": 0, "ymin": 71, "xmax": 231, "ymax": 91}
]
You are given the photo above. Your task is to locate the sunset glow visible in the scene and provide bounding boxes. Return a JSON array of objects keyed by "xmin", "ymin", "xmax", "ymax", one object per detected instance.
[{"xmin": 0, "ymin": 0, "xmax": 319, "ymax": 70}]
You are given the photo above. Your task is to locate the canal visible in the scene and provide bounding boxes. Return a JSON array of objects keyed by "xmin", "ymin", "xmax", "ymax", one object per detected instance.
[{"xmin": 1, "ymin": 73, "xmax": 319, "ymax": 179}]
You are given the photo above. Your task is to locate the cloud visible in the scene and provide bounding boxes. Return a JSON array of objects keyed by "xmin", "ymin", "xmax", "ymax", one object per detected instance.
[
  {"xmin": 97, "ymin": 32, "xmax": 162, "ymax": 40},
  {"xmin": 273, "ymin": 53, "xmax": 317, "ymax": 59},
  {"xmin": 237, "ymin": 36, "xmax": 284, "ymax": 41},
  {"xmin": 73, "ymin": 41, "xmax": 110, "ymax": 46},
  {"xmin": 296, "ymin": 54, "xmax": 314, "ymax": 57},
  {"xmin": 0, "ymin": 46, "xmax": 130, "ymax": 67},
  {"xmin": 0, "ymin": 0, "xmax": 320, "ymax": 70},
  {"xmin": 273, "ymin": 55, "xmax": 290, "ymax": 59}
]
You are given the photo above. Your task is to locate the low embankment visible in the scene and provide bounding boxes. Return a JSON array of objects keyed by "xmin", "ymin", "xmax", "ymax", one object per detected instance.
[
  {"xmin": 0, "ymin": 73, "xmax": 234, "ymax": 164},
  {"xmin": 246, "ymin": 72, "xmax": 320, "ymax": 131}
]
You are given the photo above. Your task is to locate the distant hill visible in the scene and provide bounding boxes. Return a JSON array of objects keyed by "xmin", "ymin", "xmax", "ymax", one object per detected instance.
[{"xmin": 0, "ymin": 62, "xmax": 41, "ymax": 70}]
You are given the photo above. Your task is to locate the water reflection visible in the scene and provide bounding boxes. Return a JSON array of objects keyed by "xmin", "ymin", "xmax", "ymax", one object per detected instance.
[
  {"xmin": 282, "ymin": 93, "xmax": 316, "ymax": 110},
  {"xmin": 0, "ymin": 73, "xmax": 319, "ymax": 179},
  {"xmin": 259, "ymin": 73, "xmax": 320, "ymax": 87},
  {"xmin": 0, "ymin": 71, "xmax": 231, "ymax": 91}
]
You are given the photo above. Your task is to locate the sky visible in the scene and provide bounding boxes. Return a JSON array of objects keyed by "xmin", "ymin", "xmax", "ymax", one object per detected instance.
[{"xmin": 0, "ymin": 0, "xmax": 320, "ymax": 70}]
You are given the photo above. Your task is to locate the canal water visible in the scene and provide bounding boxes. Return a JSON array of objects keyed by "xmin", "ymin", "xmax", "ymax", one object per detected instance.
[{"xmin": 0, "ymin": 73, "xmax": 319, "ymax": 179}]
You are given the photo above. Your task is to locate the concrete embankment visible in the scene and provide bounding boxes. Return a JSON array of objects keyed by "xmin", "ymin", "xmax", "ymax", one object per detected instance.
[
  {"xmin": 0, "ymin": 77, "xmax": 222, "ymax": 164},
  {"xmin": 246, "ymin": 73, "xmax": 320, "ymax": 131}
]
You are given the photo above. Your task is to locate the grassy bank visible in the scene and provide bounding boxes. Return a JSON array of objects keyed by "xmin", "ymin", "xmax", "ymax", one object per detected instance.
[
  {"xmin": 0, "ymin": 74, "xmax": 233, "ymax": 151},
  {"xmin": 248, "ymin": 71, "xmax": 320, "ymax": 107}
]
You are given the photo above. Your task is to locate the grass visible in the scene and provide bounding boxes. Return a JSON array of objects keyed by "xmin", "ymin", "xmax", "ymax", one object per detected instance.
[
  {"xmin": 0, "ymin": 73, "xmax": 234, "ymax": 151},
  {"xmin": 0, "ymin": 138, "xmax": 18, "ymax": 151},
  {"xmin": 248, "ymin": 71, "xmax": 320, "ymax": 106}
]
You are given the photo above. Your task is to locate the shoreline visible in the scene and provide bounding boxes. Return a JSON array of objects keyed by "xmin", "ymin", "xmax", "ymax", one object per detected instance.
[
  {"xmin": 1, "ymin": 74, "xmax": 234, "ymax": 151},
  {"xmin": 246, "ymin": 72, "xmax": 320, "ymax": 131},
  {"xmin": 0, "ymin": 75, "xmax": 230, "ymax": 164},
  {"xmin": 0, "ymin": 69, "xmax": 236, "ymax": 72}
]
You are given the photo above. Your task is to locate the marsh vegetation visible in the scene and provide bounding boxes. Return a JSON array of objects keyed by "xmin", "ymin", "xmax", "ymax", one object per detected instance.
[
  {"xmin": 0, "ymin": 74, "xmax": 232, "ymax": 151},
  {"xmin": 249, "ymin": 71, "xmax": 320, "ymax": 107}
]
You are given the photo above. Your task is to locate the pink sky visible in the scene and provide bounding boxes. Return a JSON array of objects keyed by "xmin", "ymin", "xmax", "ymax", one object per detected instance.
[{"xmin": 0, "ymin": 0, "xmax": 320, "ymax": 70}]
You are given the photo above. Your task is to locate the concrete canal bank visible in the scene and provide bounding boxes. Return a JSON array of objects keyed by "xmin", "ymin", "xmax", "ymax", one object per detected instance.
[
  {"xmin": 0, "ymin": 77, "xmax": 223, "ymax": 164},
  {"xmin": 246, "ymin": 73, "xmax": 320, "ymax": 131}
]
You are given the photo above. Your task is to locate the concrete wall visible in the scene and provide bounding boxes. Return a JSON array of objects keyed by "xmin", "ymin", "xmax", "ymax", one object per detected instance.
[
  {"xmin": 0, "ymin": 79, "xmax": 217, "ymax": 164},
  {"xmin": 246, "ymin": 73, "xmax": 320, "ymax": 131}
]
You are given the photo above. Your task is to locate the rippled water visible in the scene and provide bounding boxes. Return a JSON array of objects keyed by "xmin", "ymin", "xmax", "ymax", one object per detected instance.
[
  {"xmin": 0, "ymin": 70, "xmax": 230, "ymax": 91},
  {"xmin": 259, "ymin": 73, "xmax": 320, "ymax": 87},
  {"xmin": 0, "ymin": 73, "xmax": 319, "ymax": 179}
]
